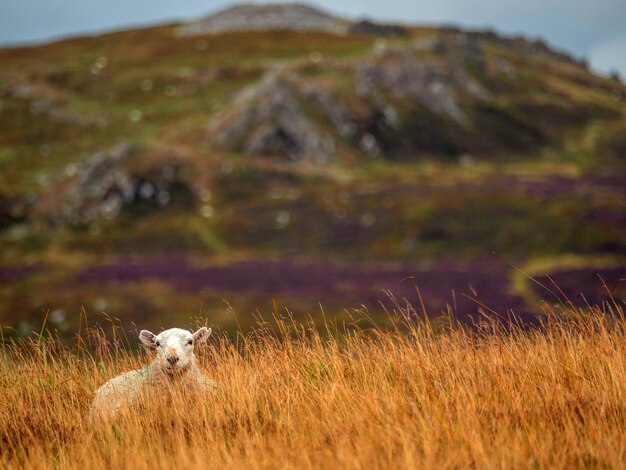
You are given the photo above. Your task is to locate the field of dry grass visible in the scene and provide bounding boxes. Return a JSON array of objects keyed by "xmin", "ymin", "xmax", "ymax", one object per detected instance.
[{"xmin": 1, "ymin": 301, "xmax": 625, "ymax": 469}]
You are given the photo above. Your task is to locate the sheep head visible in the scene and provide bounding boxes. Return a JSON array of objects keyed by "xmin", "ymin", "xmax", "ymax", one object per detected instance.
[{"xmin": 139, "ymin": 327, "xmax": 212, "ymax": 375}]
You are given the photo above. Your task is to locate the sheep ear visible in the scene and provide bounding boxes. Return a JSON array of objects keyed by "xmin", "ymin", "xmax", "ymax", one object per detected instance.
[
  {"xmin": 192, "ymin": 327, "xmax": 212, "ymax": 344},
  {"xmin": 139, "ymin": 330, "xmax": 157, "ymax": 347}
]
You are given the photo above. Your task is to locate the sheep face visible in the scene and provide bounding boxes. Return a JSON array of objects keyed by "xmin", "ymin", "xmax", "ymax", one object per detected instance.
[{"xmin": 139, "ymin": 327, "xmax": 212, "ymax": 374}]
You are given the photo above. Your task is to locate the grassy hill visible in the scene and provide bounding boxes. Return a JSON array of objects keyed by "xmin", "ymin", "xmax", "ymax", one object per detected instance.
[{"xmin": 0, "ymin": 7, "xmax": 625, "ymax": 335}]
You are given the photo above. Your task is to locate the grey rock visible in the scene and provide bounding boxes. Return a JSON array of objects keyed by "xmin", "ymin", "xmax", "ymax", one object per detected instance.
[
  {"xmin": 46, "ymin": 143, "xmax": 188, "ymax": 224},
  {"xmin": 208, "ymin": 73, "xmax": 335, "ymax": 163},
  {"xmin": 180, "ymin": 3, "xmax": 350, "ymax": 36},
  {"xmin": 355, "ymin": 47, "xmax": 488, "ymax": 124},
  {"xmin": 180, "ymin": 3, "xmax": 410, "ymax": 39},
  {"xmin": 450, "ymin": 33, "xmax": 486, "ymax": 70}
]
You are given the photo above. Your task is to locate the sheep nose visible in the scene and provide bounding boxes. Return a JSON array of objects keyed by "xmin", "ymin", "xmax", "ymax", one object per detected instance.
[{"xmin": 167, "ymin": 356, "xmax": 179, "ymax": 365}]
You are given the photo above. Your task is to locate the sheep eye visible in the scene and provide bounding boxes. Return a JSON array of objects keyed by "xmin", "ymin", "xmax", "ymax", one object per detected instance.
[
  {"xmin": 187, "ymin": 339, "xmax": 193, "ymax": 345},
  {"xmin": 155, "ymin": 341, "xmax": 161, "ymax": 347}
]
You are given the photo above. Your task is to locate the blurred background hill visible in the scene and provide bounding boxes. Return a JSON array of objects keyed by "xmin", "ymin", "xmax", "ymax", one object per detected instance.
[{"xmin": 0, "ymin": 2, "xmax": 624, "ymax": 338}]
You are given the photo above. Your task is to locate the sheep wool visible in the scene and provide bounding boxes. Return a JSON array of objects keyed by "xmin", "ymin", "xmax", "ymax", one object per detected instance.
[{"xmin": 90, "ymin": 327, "xmax": 217, "ymax": 418}]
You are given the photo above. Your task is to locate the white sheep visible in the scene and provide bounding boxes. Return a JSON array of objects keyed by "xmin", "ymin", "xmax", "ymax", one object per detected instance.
[{"xmin": 90, "ymin": 327, "xmax": 217, "ymax": 418}]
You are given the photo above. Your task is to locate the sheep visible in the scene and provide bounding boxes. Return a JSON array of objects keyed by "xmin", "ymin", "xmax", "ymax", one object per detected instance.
[{"xmin": 90, "ymin": 326, "xmax": 217, "ymax": 418}]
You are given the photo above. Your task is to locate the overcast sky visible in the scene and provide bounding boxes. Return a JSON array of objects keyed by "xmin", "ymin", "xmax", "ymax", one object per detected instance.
[{"xmin": 1, "ymin": 0, "xmax": 625, "ymax": 76}]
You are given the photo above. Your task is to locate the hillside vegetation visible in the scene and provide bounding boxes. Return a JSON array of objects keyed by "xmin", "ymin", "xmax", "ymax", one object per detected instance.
[{"xmin": 0, "ymin": 4, "xmax": 625, "ymax": 333}]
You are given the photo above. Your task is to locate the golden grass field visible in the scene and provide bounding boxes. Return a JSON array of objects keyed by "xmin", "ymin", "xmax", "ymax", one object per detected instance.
[{"xmin": 1, "ymin": 301, "xmax": 625, "ymax": 469}]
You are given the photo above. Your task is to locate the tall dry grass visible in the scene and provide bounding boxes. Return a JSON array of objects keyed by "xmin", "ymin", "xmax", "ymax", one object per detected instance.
[{"xmin": 1, "ymin": 303, "xmax": 625, "ymax": 469}]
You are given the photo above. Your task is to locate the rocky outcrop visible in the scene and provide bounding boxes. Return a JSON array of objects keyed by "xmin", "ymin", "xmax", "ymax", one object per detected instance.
[
  {"xmin": 355, "ymin": 47, "xmax": 488, "ymax": 124},
  {"xmin": 448, "ymin": 33, "xmax": 487, "ymax": 71},
  {"xmin": 208, "ymin": 73, "xmax": 335, "ymax": 163},
  {"xmin": 180, "ymin": 3, "xmax": 350, "ymax": 35},
  {"xmin": 41, "ymin": 143, "xmax": 192, "ymax": 224},
  {"xmin": 206, "ymin": 44, "xmax": 494, "ymax": 161},
  {"xmin": 63, "ymin": 142, "xmax": 137, "ymax": 222},
  {"xmin": 180, "ymin": 3, "xmax": 411, "ymax": 37}
]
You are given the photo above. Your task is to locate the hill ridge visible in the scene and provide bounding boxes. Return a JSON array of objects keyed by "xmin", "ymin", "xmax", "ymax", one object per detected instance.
[{"xmin": 180, "ymin": 2, "xmax": 350, "ymax": 36}]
